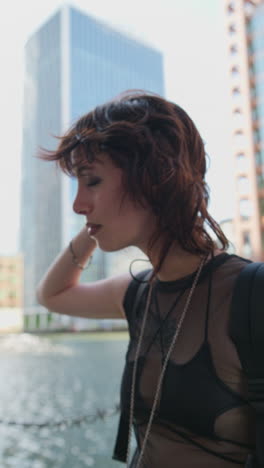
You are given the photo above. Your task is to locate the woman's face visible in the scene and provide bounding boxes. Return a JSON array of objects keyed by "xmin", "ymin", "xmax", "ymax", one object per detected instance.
[{"xmin": 72, "ymin": 153, "xmax": 156, "ymax": 252}]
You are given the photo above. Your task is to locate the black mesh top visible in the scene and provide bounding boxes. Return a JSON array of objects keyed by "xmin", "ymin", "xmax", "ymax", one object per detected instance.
[{"xmin": 117, "ymin": 253, "xmax": 255, "ymax": 467}]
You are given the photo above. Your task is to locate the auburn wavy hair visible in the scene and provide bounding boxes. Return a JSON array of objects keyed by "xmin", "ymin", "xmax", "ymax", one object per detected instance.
[{"xmin": 40, "ymin": 90, "xmax": 228, "ymax": 273}]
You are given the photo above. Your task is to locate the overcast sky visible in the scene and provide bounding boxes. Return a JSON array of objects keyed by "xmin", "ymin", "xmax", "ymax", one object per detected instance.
[{"xmin": 0, "ymin": 0, "xmax": 234, "ymax": 254}]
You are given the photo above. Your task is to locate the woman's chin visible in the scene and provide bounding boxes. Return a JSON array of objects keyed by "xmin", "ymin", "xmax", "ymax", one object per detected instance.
[{"xmin": 96, "ymin": 238, "xmax": 132, "ymax": 253}]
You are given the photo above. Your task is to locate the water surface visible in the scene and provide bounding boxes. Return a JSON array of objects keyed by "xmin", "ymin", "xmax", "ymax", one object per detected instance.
[{"xmin": 0, "ymin": 332, "xmax": 129, "ymax": 467}]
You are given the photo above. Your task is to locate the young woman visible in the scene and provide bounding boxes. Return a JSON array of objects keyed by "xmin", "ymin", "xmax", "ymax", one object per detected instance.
[{"xmin": 37, "ymin": 91, "xmax": 254, "ymax": 467}]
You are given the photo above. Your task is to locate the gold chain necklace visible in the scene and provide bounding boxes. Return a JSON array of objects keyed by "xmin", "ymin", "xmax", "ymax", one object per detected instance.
[{"xmin": 126, "ymin": 255, "xmax": 207, "ymax": 467}]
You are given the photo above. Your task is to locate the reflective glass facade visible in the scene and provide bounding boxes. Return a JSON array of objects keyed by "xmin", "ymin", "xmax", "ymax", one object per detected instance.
[
  {"xmin": 69, "ymin": 8, "xmax": 164, "ymax": 119},
  {"xmin": 251, "ymin": 3, "xmax": 264, "ymax": 160},
  {"xmin": 250, "ymin": 2, "xmax": 264, "ymax": 249},
  {"xmin": 21, "ymin": 11, "xmax": 62, "ymax": 311}
]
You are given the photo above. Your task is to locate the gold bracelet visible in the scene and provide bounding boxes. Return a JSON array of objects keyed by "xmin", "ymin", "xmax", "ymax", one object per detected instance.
[{"xmin": 69, "ymin": 240, "xmax": 92, "ymax": 271}]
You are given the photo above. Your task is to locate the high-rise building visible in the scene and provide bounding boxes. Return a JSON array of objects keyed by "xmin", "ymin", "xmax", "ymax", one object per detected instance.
[
  {"xmin": 20, "ymin": 5, "xmax": 164, "ymax": 329},
  {"xmin": 0, "ymin": 255, "xmax": 23, "ymax": 333},
  {"xmin": 224, "ymin": 0, "xmax": 264, "ymax": 260}
]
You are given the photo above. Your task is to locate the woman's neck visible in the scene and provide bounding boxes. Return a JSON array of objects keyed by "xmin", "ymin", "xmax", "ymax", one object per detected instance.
[{"xmin": 147, "ymin": 245, "xmax": 222, "ymax": 282}]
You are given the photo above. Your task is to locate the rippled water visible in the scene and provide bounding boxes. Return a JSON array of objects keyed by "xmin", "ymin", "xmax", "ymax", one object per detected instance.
[{"xmin": 0, "ymin": 332, "xmax": 128, "ymax": 468}]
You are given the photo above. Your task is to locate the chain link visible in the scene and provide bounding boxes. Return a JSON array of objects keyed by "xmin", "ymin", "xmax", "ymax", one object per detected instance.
[{"xmin": 0, "ymin": 404, "xmax": 120, "ymax": 430}]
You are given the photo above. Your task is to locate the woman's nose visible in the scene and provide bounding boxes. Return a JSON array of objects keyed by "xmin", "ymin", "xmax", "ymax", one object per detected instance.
[{"xmin": 73, "ymin": 189, "xmax": 93, "ymax": 215}]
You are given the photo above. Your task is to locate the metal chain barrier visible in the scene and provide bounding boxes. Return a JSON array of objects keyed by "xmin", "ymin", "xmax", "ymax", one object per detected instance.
[{"xmin": 0, "ymin": 404, "xmax": 120, "ymax": 430}]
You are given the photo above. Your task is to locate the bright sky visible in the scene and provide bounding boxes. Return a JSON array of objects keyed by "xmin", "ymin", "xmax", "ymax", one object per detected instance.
[{"xmin": 0, "ymin": 0, "xmax": 234, "ymax": 255}]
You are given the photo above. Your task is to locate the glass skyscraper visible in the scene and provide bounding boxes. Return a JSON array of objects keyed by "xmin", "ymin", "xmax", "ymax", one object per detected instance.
[
  {"xmin": 251, "ymin": 3, "xmax": 264, "ymax": 163},
  {"xmin": 20, "ymin": 5, "xmax": 164, "ymax": 329}
]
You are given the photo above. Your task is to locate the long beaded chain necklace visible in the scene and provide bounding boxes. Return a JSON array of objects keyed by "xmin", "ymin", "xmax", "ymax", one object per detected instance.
[{"xmin": 126, "ymin": 255, "xmax": 207, "ymax": 468}]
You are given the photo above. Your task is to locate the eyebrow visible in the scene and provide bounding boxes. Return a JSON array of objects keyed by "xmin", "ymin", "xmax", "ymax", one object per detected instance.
[
  {"xmin": 76, "ymin": 166, "xmax": 95, "ymax": 176},
  {"xmin": 73, "ymin": 156, "xmax": 105, "ymax": 176}
]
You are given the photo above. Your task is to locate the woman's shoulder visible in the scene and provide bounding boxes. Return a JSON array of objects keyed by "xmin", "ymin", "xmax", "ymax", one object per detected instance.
[
  {"xmin": 212, "ymin": 252, "xmax": 252, "ymax": 293},
  {"xmin": 217, "ymin": 252, "xmax": 252, "ymax": 274},
  {"xmin": 123, "ymin": 269, "xmax": 152, "ymax": 301},
  {"xmin": 121, "ymin": 268, "xmax": 152, "ymax": 319}
]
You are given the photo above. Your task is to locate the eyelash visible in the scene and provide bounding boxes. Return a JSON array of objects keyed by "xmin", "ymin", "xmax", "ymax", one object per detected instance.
[{"xmin": 86, "ymin": 178, "xmax": 101, "ymax": 187}]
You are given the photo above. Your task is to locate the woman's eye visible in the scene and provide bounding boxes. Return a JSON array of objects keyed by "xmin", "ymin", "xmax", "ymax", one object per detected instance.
[{"xmin": 86, "ymin": 178, "xmax": 101, "ymax": 187}]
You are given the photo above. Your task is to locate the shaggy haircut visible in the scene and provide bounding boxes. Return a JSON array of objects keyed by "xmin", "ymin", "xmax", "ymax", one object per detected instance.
[{"xmin": 40, "ymin": 90, "xmax": 229, "ymax": 274}]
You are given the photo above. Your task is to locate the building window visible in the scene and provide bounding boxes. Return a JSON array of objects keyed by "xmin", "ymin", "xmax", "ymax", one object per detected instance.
[
  {"xmin": 260, "ymin": 203, "xmax": 264, "ymax": 229},
  {"xmin": 260, "ymin": 198, "xmax": 264, "ymax": 216},
  {"xmin": 229, "ymin": 24, "xmax": 237, "ymax": 35},
  {"xmin": 244, "ymin": 2, "xmax": 255, "ymax": 18},
  {"xmin": 243, "ymin": 232, "xmax": 250, "ymax": 244},
  {"xmin": 249, "ymin": 63, "xmax": 255, "ymax": 77},
  {"xmin": 248, "ymin": 39, "xmax": 255, "ymax": 55},
  {"xmin": 254, "ymin": 130, "xmax": 260, "ymax": 143},
  {"xmin": 262, "ymin": 232, "xmax": 264, "ymax": 250},
  {"xmin": 232, "ymin": 87, "xmax": 241, "ymax": 100},
  {"xmin": 234, "ymin": 130, "xmax": 246, "ymax": 148},
  {"xmin": 257, "ymin": 174, "xmax": 264, "ymax": 189},
  {"xmin": 233, "ymin": 108, "xmax": 244, "ymax": 125},
  {"xmin": 233, "ymin": 108, "xmax": 242, "ymax": 117},
  {"xmin": 237, "ymin": 176, "xmax": 250, "ymax": 195},
  {"xmin": 252, "ymin": 108, "xmax": 259, "ymax": 121},
  {"xmin": 236, "ymin": 153, "xmax": 248, "ymax": 171},
  {"xmin": 230, "ymin": 44, "xmax": 238, "ymax": 55},
  {"xmin": 239, "ymin": 199, "xmax": 252, "ymax": 220},
  {"xmin": 255, "ymin": 151, "xmax": 262, "ymax": 166},
  {"xmin": 232, "ymin": 87, "xmax": 240, "ymax": 95},
  {"xmin": 227, "ymin": 2, "xmax": 235, "ymax": 13},
  {"xmin": 242, "ymin": 231, "xmax": 252, "ymax": 257},
  {"xmin": 231, "ymin": 65, "xmax": 239, "ymax": 77}
]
